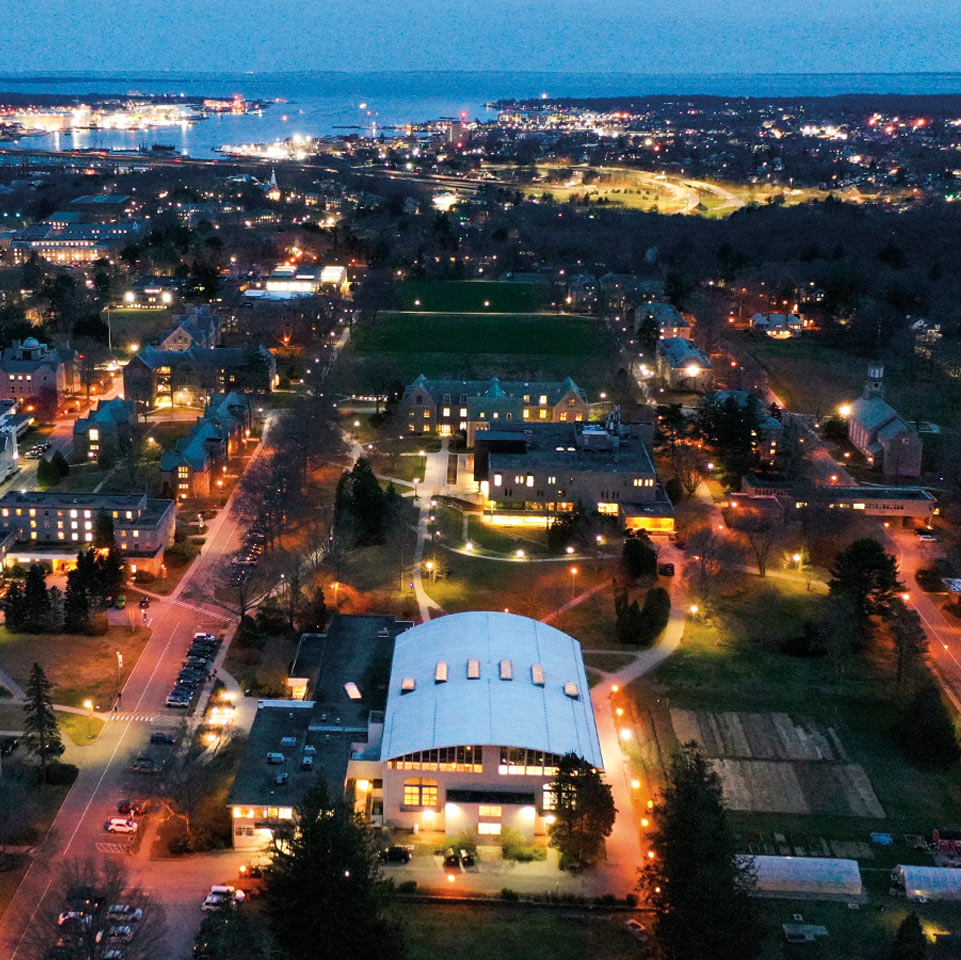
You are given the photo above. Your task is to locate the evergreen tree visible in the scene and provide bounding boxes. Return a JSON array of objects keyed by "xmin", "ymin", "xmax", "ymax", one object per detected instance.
[
  {"xmin": 622, "ymin": 534, "xmax": 657, "ymax": 580},
  {"xmin": 897, "ymin": 680, "xmax": 961, "ymax": 769},
  {"xmin": 350, "ymin": 458, "xmax": 387, "ymax": 545},
  {"xmin": 891, "ymin": 913, "xmax": 928, "ymax": 960},
  {"xmin": 638, "ymin": 742, "xmax": 762, "ymax": 960},
  {"xmin": 298, "ymin": 587, "xmax": 328, "ymax": 633},
  {"xmin": 63, "ymin": 569, "xmax": 91, "ymax": 634},
  {"xmin": 36, "ymin": 457, "xmax": 59, "ymax": 487},
  {"xmin": 93, "ymin": 510, "xmax": 115, "ymax": 549},
  {"xmin": 96, "ymin": 548, "xmax": 125, "ymax": 598},
  {"xmin": 2, "ymin": 581, "xmax": 26, "ymax": 631},
  {"xmin": 548, "ymin": 752, "xmax": 616, "ymax": 870},
  {"xmin": 829, "ymin": 538, "xmax": 903, "ymax": 644},
  {"xmin": 263, "ymin": 784, "xmax": 404, "ymax": 960},
  {"xmin": 52, "ymin": 449, "xmax": 70, "ymax": 478},
  {"xmin": 23, "ymin": 564, "xmax": 52, "ymax": 633},
  {"xmin": 641, "ymin": 586, "xmax": 672, "ymax": 642},
  {"xmin": 22, "ymin": 662, "xmax": 63, "ymax": 784}
]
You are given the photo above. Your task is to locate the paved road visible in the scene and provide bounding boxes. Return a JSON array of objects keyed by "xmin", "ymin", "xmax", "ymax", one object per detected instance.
[{"xmin": 0, "ymin": 431, "xmax": 264, "ymax": 960}]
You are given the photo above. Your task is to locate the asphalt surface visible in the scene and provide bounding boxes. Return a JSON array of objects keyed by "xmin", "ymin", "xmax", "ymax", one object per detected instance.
[{"xmin": 0, "ymin": 432, "xmax": 262, "ymax": 960}]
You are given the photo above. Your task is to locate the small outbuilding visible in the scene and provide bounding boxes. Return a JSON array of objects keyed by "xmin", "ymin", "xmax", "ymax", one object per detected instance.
[{"xmin": 739, "ymin": 855, "xmax": 863, "ymax": 900}]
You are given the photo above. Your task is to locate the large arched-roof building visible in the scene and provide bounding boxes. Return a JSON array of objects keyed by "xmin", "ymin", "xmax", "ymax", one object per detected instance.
[{"xmin": 378, "ymin": 611, "xmax": 602, "ymax": 839}]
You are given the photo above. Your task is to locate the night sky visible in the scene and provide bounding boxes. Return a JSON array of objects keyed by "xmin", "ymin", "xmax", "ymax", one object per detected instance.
[{"xmin": 0, "ymin": 0, "xmax": 954, "ymax": 74}]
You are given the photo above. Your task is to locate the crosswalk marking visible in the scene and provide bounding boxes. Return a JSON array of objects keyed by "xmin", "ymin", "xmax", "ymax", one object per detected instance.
[
  {"xmin": 108, "ymin": 713, "xmax": 180, "ymax": 726},
  {"xmin": 96, "ymin": 841, "xmax": 130, "ymax": 854}
]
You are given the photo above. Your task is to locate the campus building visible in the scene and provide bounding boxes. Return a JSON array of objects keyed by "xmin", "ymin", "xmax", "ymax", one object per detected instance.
[
  {"xmin": 0, "ymin": 338, "xmax": 78, "ymax": 404},
  {"xmin": 655, "ymin": 337, "xmax": 714, "ymax": 392},
  {"xmin": 244, "ymin": 264, "xmax": 350, "ymax": 300},
  {"xmin": 635, "ymin": 301, "xmax": 691, "ymax": 339},
  {"xmin": 154, "ymin": 306, "xmax": 222, "ymax": 352},
  {"xmin": 846, "ymin": 362, "xmax": 922, "ymax": 478},
  {"xmin": 399, "ymin": 375, "xmax": 589, "ymax": 445},
  {"xmin": 159, "ymin": 392, "xmax": 251, "ymax": 499},
  {"xmin": 123, "ymin": 345, "xmax": 276, "ymax": 409},
  {"xmin": 227, "ymin": 612, "xmax": 603, "ymax": 850},
  {"xmin": 0, "ymin": 491, "xmax": 176, "ymax": 574},
  {"xmin": 72, "ymin": 397, "xmax": 136, "ymax": 463},
  {"xmin": 740, "ymin": 475, "xmax": 936, "ymax": 524},
  {"xmin": 473, "ymin": 415, "xmax": 673, "ymax": 533},
  {"xmin": 119, "ymin": 276, "xmax": 186, "ymax": 310}
]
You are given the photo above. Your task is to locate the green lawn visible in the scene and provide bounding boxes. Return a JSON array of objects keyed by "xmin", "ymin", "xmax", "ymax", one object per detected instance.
[
  {"xmin": 632, "ymin": 576, "xmax": 961, "ymax": 833},
  {"xmin": 55, "ymin": 462, "xmax": 107, "ymax": 493},
  {"xmin": 403, "ymin": 904, "xmax": 641, "ymax": 960},
  {"xmin": 395, "ymin": 280, "xmax": 551, "ymax": 314},
  {"xmin": 0, "ymin": 624, "xmax": 151, "ymax": 709},
  {"xmin": 583, "ymin": 652, "xmax": 637, "ymax": 672},
  {"xmin": 103, "ymin": 308, "xmax": 174, "ymax": 351},
  {"xmin": 355, "ymin": 311, "xmax": 602, "ymax": 358}
]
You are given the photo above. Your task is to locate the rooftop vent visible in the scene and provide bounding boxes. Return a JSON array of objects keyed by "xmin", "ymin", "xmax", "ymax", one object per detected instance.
[
  {"xmin": 499, "ymin": 659, "xmax": 513, "ymax": 680},
  {"xmin": 531, "ymin": 664, "xmax": 545, "ymax": 686},
  {"xmin": 401, "ymin": 677, "xmax": 416, "ymax": 694},
  {"xmin": 467, "ymin": 658, "xmax": 481, "ymax": 679},
  {"xmin": 564, "ymin": 682, "xmax": 580, "ymax": 699},
  {"xmin": 344, "ymin": 682, "xmax": 361, "ymax": 701},
  {"xmin": 434, "ymin": 660, "xmax": 448, "ymax": 684}
]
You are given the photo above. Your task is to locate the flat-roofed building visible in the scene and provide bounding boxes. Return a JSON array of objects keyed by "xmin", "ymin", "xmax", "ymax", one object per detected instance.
[
  {"xmin": 474, "ymin": 415, "xmax": 673, "ymax": 534},
  {"xmin": 0, "ymin": 490, "xmax": 175, "ymax": 574}
]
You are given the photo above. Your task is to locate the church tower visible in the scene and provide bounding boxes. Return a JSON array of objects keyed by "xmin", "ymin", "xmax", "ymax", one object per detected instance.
[{"xmin": 863, "ymin": 361, "xmax": 884, "ymax": 400}]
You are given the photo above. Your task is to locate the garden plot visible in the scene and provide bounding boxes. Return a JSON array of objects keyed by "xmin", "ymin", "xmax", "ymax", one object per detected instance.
[{"xmin": 670, "ymin": 709, "xmax": 884, "ymax": 818}]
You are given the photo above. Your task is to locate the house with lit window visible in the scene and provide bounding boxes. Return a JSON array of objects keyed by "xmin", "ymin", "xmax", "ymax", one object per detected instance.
[
  {"xmin": 473, "ymin": 414, "xmax": 674, "ymax": 534},
  {"xmin": 655, "ymin": 337, "xmax": 714, "ymax": 393},
  {"xmin": 72, "ymin": 397, "xmax": 136, "ymax": 464},
  {"xmin": 159, "ymin": 392, "xmax": 251, "ymax": 500},
  {"xmin": 0, "ymin": 338, "xmax": 78, "ymax": 404},
  {"xmin": 0, "ymin": 491, "xmax": 176, "ymax": 575},
  {"xmin": 398, "ymin": 375, "xmax": 589, "ymax": 446},
  {"xmin": 634, "ymin": 301, "xmax": 692, "ymax": 340}
]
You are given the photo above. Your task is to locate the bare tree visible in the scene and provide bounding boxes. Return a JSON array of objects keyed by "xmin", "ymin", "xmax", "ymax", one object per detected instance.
[
  {"xmin": 683, "ymin": 525, "xmax": 746, "ymax": 603},
  {"xmin": 727, "ymin": 509, "xmax": 783, "ymax": 577},
  {"xmin": 674, "ymin": 442, "xmax": 706, "ymax": 497},
  {"xmin": 26, "ymin": 856, "xmax": 166, "ymax": 960}
]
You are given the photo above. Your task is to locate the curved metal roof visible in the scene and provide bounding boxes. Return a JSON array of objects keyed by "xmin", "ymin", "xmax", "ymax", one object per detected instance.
[{"xmin": 380, "ymin": 611, "xmax": 603, "ymax": 768}]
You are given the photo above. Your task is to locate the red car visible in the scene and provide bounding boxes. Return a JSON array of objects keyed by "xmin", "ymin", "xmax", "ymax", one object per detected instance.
[{"xmin": 116, "ymin": 799, "xmax": 149, "ymax": 816}]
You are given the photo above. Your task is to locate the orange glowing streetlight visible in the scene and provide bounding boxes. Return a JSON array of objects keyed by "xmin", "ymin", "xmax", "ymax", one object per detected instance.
[{"xmin": 569, "ymin": 566, "xmax": 578, "ymax": 598}]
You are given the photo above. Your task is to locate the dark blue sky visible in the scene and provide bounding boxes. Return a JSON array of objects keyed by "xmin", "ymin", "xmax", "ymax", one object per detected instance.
[{"xmin": 1, "ymin": 0, "xmax": 954, "ymax": 73}]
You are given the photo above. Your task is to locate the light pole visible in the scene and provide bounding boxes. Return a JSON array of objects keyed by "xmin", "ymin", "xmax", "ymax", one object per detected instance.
[
  {"xmin": 569, "ymin": 566, "xmax": 578, "ymax": 599},
  {"xmin": 83, "ymin": 699, "xmax": 93, "ymax": 738},
  {"xmin": 516, "ymin": 549, "xmax": 533, "ymax": 590},
  {"xmin": 116, "ymin": 651, "xmax": 123, "ymax": 693},
  {"xmin": 792, "ymin": 552, "xmax": 802, "ymax": 573}
]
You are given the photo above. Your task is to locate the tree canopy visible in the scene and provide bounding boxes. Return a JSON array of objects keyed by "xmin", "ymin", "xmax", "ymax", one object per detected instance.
[{"xmin": 548, "ymin": 752, "xmax": 616, "ymax": 869}]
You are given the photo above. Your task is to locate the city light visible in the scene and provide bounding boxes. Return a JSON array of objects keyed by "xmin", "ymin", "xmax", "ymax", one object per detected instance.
[{"xmin": 620, "ymin": 728, "xmax": 631, "ymax": 741}]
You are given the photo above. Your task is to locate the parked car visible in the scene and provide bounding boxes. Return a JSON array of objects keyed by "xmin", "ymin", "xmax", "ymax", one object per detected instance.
[
  {"xmin": 149, "ymin": 732, "xmax": 175, "ymax": 745},
  {"xmin": 104, "ymin": 818, "xmax": 138, "ymax": 834},
  {"xmin": 0, "ymin": 736, "xmax": 20, "ymax": 756},
  {"xmin": 919, "ymin": 533, "xmax": 938, "ymax": 542},
  {"xmin": 116, "ymin": 799, "xmax": 149, "ymax": 816},
  {"xmin": 658, "ymin": 562, "xmax": 675, "ymax": 577},
  {"xmin": 114, "ymin": 594, "xmax": 126, "ymax": 609},
  {"xmin": 625, "ymin": 919, "xmax": 649, "ymax": 942},
  {"xmin": 138, "ymin": 596, "xmax": 151, "ymax": 609},
  {"xmin": 106, "ymin": 905, "xmax": 143, "ymax": 923},
  {"xmin": 166, "ymin": 695, "xmax": 190, "ymax": 709},
  {"xmin": 96, "ymin": 925, "xmax": 134, "ymax": 944},
  {"xmin": 379, "ymin": 846, "xmax": 412, "ymax": 864},
  {"xmin": 131, "ymin": 758, "xmax": 157, "ymax": 775},
  {"xmin": 57, "ymin": 911, "xmax": 92, "ymax": 927}
]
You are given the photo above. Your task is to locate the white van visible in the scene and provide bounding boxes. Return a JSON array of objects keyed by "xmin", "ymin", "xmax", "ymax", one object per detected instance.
[{"xmin": 265, "ymin": 752, "xmax": 284, "ymax": 765}]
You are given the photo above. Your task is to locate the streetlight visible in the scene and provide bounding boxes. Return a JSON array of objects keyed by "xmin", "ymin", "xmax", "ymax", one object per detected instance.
[
  {"xmin": 565, "ymin": 546, "xmax": 575, "ymax": 556},
  {"xmin": 116, "ymin": 651, "xmax": 123, "ymax": 693},
  {"xmin": 792, "ymin": 552, "xmax": 802, "ymax": 572},
  {"xmin": 425, "ymin": 560, "xmax": 435, "ymax": 583},
  {"xmin": 689, "ymin": 603, "xmax": 699, "ymax": 617},
  {"xmin": 83, "ymin": 699, "xmax": 94, "ymax": 738},
  {"xmin": 569, "ymin": 566, "xmax": 578, "ymax": 599}
]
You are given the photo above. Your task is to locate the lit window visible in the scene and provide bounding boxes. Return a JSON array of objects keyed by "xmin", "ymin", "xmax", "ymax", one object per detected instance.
[
  {"xmin": 478, "ymin": 822, "xmax": 502, "ymax": 836},
  {"xmin": 442, "ymin": 407, "xmax": 451, "ymax": 418},
  {"xmin": 493, "ymin": 474, "xmax": 502, "ymax": 487},
  {"xmin": 88, "ymin": 428, "xmax": 99, "ymax": 442},
  {"xmin": 522, "ymin": 409, "xmax": 530, "ymax": 420},
  {"xmin": 402, "ymin": 778, "xmax": 438, "ymax": 807},
  {"xmin": 539, "ymin": 395, "xmax": 547, "ymax": 405},
  {"xmin": 459, "ymin": 407, "xmax": 467, "ymax": 417},
  {"xmin": 539, "ymin": 410, "xmax": 548, "ymax": 420}
]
